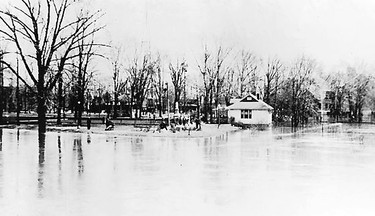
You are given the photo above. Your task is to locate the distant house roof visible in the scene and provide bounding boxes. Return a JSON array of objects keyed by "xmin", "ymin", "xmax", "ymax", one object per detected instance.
[{"xmin": 227, "ymin": 93, "xmax": 273, "ymax": 110}]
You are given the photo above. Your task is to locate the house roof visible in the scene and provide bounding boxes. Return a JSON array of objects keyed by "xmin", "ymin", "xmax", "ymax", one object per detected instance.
[{"xmin": 227, "ymin": 93, "xmax": 274, "ymax": 110}]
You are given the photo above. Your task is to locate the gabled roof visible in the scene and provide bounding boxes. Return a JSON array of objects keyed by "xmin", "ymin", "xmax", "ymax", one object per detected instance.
[{"xmin": 227, "ymin": 93, "xmax": 273, "ymax": 110}]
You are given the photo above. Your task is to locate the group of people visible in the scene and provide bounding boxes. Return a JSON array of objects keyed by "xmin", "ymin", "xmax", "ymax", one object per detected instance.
[
  {"xmin": 103, "ymin": 115, "xmax": 202, "ymax": 134},
  {"xmin": 156, "ymin": 116, "xmax": 202, "ymax": 134}
]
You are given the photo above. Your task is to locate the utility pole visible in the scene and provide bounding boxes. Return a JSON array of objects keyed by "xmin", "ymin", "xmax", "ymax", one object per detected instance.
[
  {"xmin": 165, "ymin": 82, "xmax": 170, "ymax": 126},
  {"xmin": 57, "ymin": 70, "xmax": 63, "ymax": 125},
  {"xmin": 16, "ymin": 58, "xmax": 20, "ymax": 125},
  {"xmin": 0, "ymin": 51, "xmax": 3, "ymax": 124},
  {"xmin": 196, "ymin": 85, "xmax": 200, "ymax": 119},
  {"xmin": 183, "ymin": 69, "xmax": 187, "ymax": 113},
  {"xmin": 24, "ymin": 85, "xmax": 27, "ymax": 114}
]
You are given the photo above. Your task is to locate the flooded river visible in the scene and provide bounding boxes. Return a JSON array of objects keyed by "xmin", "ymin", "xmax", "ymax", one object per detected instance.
[{"xmin": 0, "ymin": 124, "xmax": 375, "ymax": 216}]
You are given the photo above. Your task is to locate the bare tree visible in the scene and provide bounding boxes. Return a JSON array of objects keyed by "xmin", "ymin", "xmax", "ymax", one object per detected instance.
[
  {"xmin": 263, "ymin": 57, "xmax": 285, "ymax": 123},
  {"xmin": 198, "ymin": 45, "xmax": 231, "ymax": 123},
  {"xmin": 345, "ymin": 67, "xmax": 372, "ymax": 122},
  {"xmin": 222, "ymin": 68, "xmax": 235, "ymax": 106},
  {"xmin": 110, "ymin": 46, "xmax": 128, "ymax": 118},
  {"xmin": 353, "ymin": 81, "xmax": 369, "ymax": 123},
  {"xmin": 263, "ymin": 57, "xmax": 283, "ymax": 104},
  {"xmin": 326, "ymin": 71, "xmax": 347, "ymax": 122},
  {"xmin": 0, "ymin": 51, "xmax": 4, "ymax": 123},
  {"xmin": 74, "ymin": 34, "xmax": 102, "ymax": 125},
  {"xmin": 197, "ymin": 46, "xmax": 214, "ymax": 122},
  {"xmin": 283, "ymin": 57, "xmax": 316, "ymax": 129},
  {"xmin": 127, "ymin": 53, "xmax": 158, "ymax": 118},
  {"xmin": 55, "ymin": 18, "xmax": 105, "ymax": 125},
  {"xmin": 169, "ymin": 59, "xmax": 187, "ymax": 113},
  {"xmin": 235, "ymin": 50, "xmax": 258, "ymax": 97},
  {"xmin": 151, "ymin": 54, "xmax": 163, "ymax": 117},
  {"xmin": 213, "ymin": 46, "xmax": 231, "ymax": 109},
  {"xmin": 367, "ymin": 79, "xmax": 375, "ymax": 114},
  {"xmin": 0, "ymin": 0, "xmax": 103, "ymax": 133}
]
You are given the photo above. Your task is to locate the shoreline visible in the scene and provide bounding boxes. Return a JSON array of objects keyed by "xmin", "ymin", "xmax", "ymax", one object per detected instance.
[
  {"xmin": 2, "ymin": 122, "xmax": 371, "ymax": 139},
  {"xmin": 0, "ymin": 123, "xmax": 242, "ymax": 138}
]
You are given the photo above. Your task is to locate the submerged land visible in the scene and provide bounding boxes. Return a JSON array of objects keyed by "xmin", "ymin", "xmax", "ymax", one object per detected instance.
[
  {"xmin": 2, "ymin": 121, "xmax": 374, "ymax": 140},
  {"xmin": 1, "ymin": 123, "xmax": 375, "ymax": 216},
  {"xmin": 0, "ymin": 123, "xmax": 241, "ymax": 138}
]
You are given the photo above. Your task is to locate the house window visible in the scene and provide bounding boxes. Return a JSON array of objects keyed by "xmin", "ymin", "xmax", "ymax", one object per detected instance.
[{"xmin": 241, "ymin": 110, "xmax": 252, "ymax": 119}]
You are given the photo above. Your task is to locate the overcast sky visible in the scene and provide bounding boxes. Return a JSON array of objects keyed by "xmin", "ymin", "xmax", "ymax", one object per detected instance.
[
  {"xmin": 87, "ymin": 0, "xmax": 375, "ymax": 72},
  {"xmin": 3, "ymin": 0, "xmax": 375, "ymax": 82}
]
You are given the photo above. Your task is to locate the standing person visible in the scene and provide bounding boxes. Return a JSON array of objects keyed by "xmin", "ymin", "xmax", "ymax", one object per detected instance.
[
  {"xmin": 87, "ymin": 116, "xmax": 91, "ymax": 130},
  {"xmin": 195, "ymin": 117, "xmax": 201, "ymax": 131}
]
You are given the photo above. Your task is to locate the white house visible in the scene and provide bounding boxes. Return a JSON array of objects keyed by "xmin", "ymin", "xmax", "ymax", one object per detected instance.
[{"xmin": 227, "ymin": 94, "xmax": 273, "ymax": 125}]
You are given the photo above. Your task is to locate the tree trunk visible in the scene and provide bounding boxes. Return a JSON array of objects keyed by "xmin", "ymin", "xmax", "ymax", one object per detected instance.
[
  {"xmin": 209, "ymin": 90, "xmax": 213, "ymax": 123},
  {"xmin": 158, "ymin": 94, "xmax": 162, "ymax": 117},
  {"xmin": 357, "ymin": 104, "xmax": 362, "ymax": 123},
  {"xmin": 203, "ymin": 94, "xmax": 209, "ymax": 123},
  {"xmin": 114, "ymin": 92, "xmax": 118, "ymax": 119},
  {"xmin": 139, "ymin": 102, "xmax": 142, "ymax": 119},
  {"xmin": 57, "ymin": 72, "xmax": 63, "ymax": 125},
  {"xmin": 16, "ymin": 67, "xmax": 20, "ymax": 126},
  {"xmin": 37, "ymin": 90, "xmax": 47, "ymax": 134},
  {"xmin": 130, "ymin": 90, "xmax": 134, "ymax": 119},
  {"xmin": 37, "ymin": 66, "xmax": 47, "ymax": 134},
  {"xmin": 77, "ymin": 90, "xmax": 84, "ymax": 126},
  {"xmin": 174, "ymin": 91, "xmax": 178, "ymax": 113},
  {"xmin": 0, "ymin": 63, "xmax": 3, "ymax": 124}
]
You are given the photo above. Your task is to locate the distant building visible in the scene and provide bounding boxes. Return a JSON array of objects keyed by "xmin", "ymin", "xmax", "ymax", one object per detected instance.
[
  {"xmin": 227, "ymin": 93, "xmax": 273, "ymax": 125},
  {"xmin": 318, "ymin": 90, "xmax": 335, "ymax": 122}
]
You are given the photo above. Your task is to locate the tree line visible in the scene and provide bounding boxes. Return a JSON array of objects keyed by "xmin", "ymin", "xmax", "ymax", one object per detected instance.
[{"xmin": 0, "ymin": 0, "xmax": 374, "ymax": 134}]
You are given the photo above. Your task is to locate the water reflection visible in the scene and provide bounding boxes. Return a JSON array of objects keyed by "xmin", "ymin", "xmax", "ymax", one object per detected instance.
[
  {"xmin": 203, "ymin": 136, "xmax": 229, "ymax": 185},
  {"xmin": 57, "ymin": 135, "xmax": 63, "ymax": 192},
  {"xmin": 0, "ymin": 129, "xmax": 2, "ymax": 152},
  {"xmin": 113, "ymin": 137, "xmax": 117, "ymax": 151},
  {"xmin": 73, "ymin": 136, "xmax": 84, "ymax": 175},
  {"xmin": 58, "ymin": 135, "xmax": 62, "ymax": 159},
  {"xmin": 16, "ymin": 128, "xmax": 20, "ymax": 147},
  {"xmin": 0, "ymin": 129, "xmax": 3, "ymax": 198},
  {"xmin": 0, "ymin": 126, "xmax": 374, "ymax": 215},
  {"xmin": 38, "ymin": 133, "xmax": 46, "ymax": 198},
  {"xmin": 87, "ymin": 133, "xmax": 91, "ymax": 144},
  {"xmin": 204, "ymin": 135, "xmax": 228, "ymax": 161},
  {"xmin": 131, "ymin": 137, "xmax": 144, "ymax": 172},
  {"xmin": 131, "ymin": 137, "xmax": 144, "ymax": 155}
]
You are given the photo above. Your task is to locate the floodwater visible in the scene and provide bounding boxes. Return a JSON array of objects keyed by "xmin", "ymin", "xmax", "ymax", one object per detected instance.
[{"xmin": 0, "ymin": 124, "xmax": 375, "ymax": 216}]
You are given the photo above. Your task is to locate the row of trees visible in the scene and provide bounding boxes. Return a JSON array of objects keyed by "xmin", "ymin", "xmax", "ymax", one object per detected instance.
[
  {"xmin": 0, "ymin": 0, "xmax": 104, "ymax": 133},
  {"xmin": 1, "ymin": 0, "xmax": 374, "ymax": 134},
  {"xmin": 326, "ymin": 67, "xmax": 373, "ymax": 123}
]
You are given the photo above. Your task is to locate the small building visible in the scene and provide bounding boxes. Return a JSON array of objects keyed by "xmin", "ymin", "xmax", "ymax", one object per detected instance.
[{"xmin": 227, "ymin": 94, "xmax": 273, "ymax": 125}]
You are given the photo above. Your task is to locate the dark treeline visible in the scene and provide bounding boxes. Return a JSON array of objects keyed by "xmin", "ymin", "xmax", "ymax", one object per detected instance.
[{"xmin": 0, "ymin": 0, "xmax": 374, "ymax": 133}]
